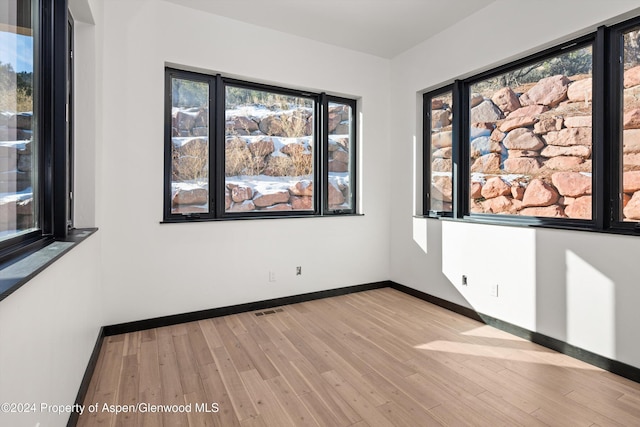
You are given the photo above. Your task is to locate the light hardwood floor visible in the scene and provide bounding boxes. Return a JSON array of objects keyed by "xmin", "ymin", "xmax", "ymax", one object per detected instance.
[{"xmin": 76, "ymin": 288, "xmax": 640, "ymax": 426}]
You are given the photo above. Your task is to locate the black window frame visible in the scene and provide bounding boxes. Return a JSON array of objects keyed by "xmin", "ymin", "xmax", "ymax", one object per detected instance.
[
  {"xmin": 0, "ymin": 0, "xmax": 72, "ymax": 262},
  {"xmin": 163, "ymin": 67, "xmax": 358, "ymax": 222},
  {"xmin": 424, "ymin": 84, "xmax": 455, "ymax": 218},
  {"xmin": 423, "ymin": 19, "xmax": 640, "ymax": 237},
  {"xmin": 324, "ymin": 94, "xmax": 357, "ymax": 215}
]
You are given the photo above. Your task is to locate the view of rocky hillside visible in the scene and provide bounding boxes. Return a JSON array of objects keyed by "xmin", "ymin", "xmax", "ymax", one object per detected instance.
[
  {"xmin": 171, "ymin": 96, "xmax": 353, "ymax": 214},
  {"xmin": 430, "ymin": 45, "xmax": 640, "ymax": 221}
]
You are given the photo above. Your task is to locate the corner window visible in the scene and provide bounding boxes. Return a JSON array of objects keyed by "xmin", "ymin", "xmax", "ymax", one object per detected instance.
[
  {"xmin": 163, "ymin": 69, "xmax": 358, "ymax": 221},
  {"xmin": 424, "ymin": 19, "xmax": 640, "ymax": 236}
]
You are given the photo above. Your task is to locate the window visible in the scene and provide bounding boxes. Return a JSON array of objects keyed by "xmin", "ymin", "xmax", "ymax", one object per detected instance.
[
  {"xmin": 0, "ymin": 0, "xmax": 71, "ymax": 258},
  {"xmin": 619, "ymin": 24, "xmax": 640, "ymax": 225},
  {"xmin": 425, "ymin": 87, "xmax": 454, "ymax": 215},
  {"xmin": 164, "ymin": 69, "xmax": 357, "ymax": 221},
  {"xmin": 468, "ymin": 43, "xmax": 593, "ymax": 219},
  {"xmin": 424, "ymin": 20, "xmax": 640, "ymax": 235}
]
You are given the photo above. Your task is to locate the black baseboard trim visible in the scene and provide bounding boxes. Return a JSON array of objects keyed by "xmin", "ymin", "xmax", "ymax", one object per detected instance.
[
  {"xmin": 103, "ymin": 281, "xmax": 390, "ymax": 336},
  {"xmin": 67, "ymin": 326, "xmax": 105, "ymax": 427},
  {"xmin": 389, "ymin": 282, "xmax": 484, "ymax": 322},
  {"xmin": 388, "ymin": 280, "xmax": 640, "ymax": 384}
]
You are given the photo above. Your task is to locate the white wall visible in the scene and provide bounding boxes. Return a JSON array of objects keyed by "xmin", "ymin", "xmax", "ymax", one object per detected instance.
[
  {"xmin": 390, "ymin": 1, "xmax": 640, "ymax": 369},
  {"xmin": 97, "ymin": 0, "xmax": 391, "ymax": 325},
  {"xmin": 0, "ymin": 234, "xmax": 103, "ymax": 427}
]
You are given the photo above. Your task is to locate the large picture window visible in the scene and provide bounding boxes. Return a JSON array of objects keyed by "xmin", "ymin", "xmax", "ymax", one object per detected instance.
[
  {"xmin": 424, "ymin": 18, "xmax": 640, "ymax": 236},
  {"xmin": 164, "ymin": 70, "xmax": 357, "ymax": 221},
  {"xmin": 468, "ymin": 44, "xmax": 593, "ymax": 219}
]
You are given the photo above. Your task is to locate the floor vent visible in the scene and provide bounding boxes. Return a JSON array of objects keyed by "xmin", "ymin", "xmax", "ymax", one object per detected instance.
[{"xmin": 255, "ymin": 308, "xmax": 284, "ymax": 317}]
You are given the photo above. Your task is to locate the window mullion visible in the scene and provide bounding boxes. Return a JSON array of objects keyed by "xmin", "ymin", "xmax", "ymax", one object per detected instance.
[
  {"xmin": 452, "ymin": 80, "xmax": 469, "ymax": 219},
  {"xmin": 593, "ymin": 25, "xmax": 609, "ymax": 231},
  {"xmin": 320, "ymin": 93, "xmax": 328, "ymax": 215},
  {"xmin": 214, "ymin": 74, "xmax": 224, "ymax": 218}
]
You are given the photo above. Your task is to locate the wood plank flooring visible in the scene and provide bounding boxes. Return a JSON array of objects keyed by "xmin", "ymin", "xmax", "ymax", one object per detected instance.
[{"xmin": 76, "ymin": 288, "xmax": 640, "ymax": 426}]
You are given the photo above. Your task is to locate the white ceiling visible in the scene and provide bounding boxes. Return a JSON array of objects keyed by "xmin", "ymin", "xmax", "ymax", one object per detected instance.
[{"xmin": 164, "ymin": 0, "xmax": 496, "ymax": 58}]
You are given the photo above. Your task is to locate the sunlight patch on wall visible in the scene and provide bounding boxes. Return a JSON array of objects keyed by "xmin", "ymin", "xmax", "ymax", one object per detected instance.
[
  {"xmin": 566, "ymin": 250, "xmax": 615, "ymax": 359},
  {"xmin": 412, "ymin": 217, "xmax": 428, "ymax": 254}
]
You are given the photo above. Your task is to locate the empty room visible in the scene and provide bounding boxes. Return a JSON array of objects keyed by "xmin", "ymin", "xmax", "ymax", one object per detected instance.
[{"xmin": 1, "ymin": 0, "xmax": 640, "ymax": 426}]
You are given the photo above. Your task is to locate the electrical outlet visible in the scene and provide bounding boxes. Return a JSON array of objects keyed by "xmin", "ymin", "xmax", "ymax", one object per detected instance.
[
  {"xmin": 269, "ymin": 271, "xmax": 276, "ymax": 282},
  {"xmin": 491, "ymin": 284, "xmax": 499, "ymax": 297},
  {"xmin": 296, "ymin": 266, "xmax": 302, "ymax": 276},
  {"xmin": 462, "ymin": 275, "xmax": 468, "ymax": 286}
]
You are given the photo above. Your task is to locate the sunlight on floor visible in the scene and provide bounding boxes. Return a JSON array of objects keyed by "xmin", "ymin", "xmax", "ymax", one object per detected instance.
[{"xmin": 414, "ymin": 340, "xmax": 601, "ymax": 370}]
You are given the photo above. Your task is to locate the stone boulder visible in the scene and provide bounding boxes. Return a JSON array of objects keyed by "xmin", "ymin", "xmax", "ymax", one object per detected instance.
[
  {"xmin": 231, "ymin": 186, "xmax": 253, "ymax": 202},
  {"xmin": 259, "ymin": 115, "xmax": 284, "ymax": 136},
  {"xmin": 470, "ymin": 182, "xmax": 483, "ymax": 199},
  {"xmin": 228, "ymin": 200, "xmax": 256, "ymax": 212},
  {"xmin": 432, "ymin": 147, "xmax": 452, "ymax": 159},
  {"xmin": 248, "ymin": 139, "xmax": 275, "ymax": 156},
  {"xmin": 534, "ymin": 117, "xmax": 563, "ymax": 134},
  {"xmin": 623, "ymin": 171, "xmax": 640, "ymax": 193},
  {"xmin": 624, "ymin": 65, "xmax": 640, "ymax": 88},
  {"xmin": 432, "ymin": 109, "xmax": 451, "ymax": 128},
  {"xmin": 503, "ymin": 128, "xmax": 544, "ymax": 151},
  {"xmin": 509, "ymin": 105, "xmax": 549, "ymax": 118},
  {"xmin": 431, "ymin": 130, "xmax": 452, "ymax": 148},
  {"xmin": 624, "ymin": 129, "xmax": 640, "ymax": 153},
  {"xmin": 543, "ymin": 156, "xmax": 585, "ymax": 170},
  {"xmin": 567, "ymin": 78, "xmax": 592, "ymax": 102},
  {"xmin": 499, "ymin": 116, "xmax": 538, "ymax": 133},
  {"xmin": 228, "ymin": 116, "xmax": 258, "ymax": 133},
  {"xmin": 470, "ymin": 93, "xmax": 484, "ymax": 108},
  {"xmin": 291, "ymin": 196, "xmax": 312, "ymax": 210},
  {"xmin": 540, "ymin": 145, "xmax": 591, "ymax": 158},
  {"xmin": 551, "ymin": 172, "xmax": 592, "ymax": 197},
  {"xmin": 519, "ymin": 75, "xmax": 570, "ymax": 107},
  {"xmin": 289, "ymin": 180, "xmax": 313, "ymax": 196},
  {"xmin": 623, "ymin": 192, "xmax": 640, "ymax": 220},
  {"xmin": 432, "ymin": 176, "xmax": 453, "ymax": 202},
  {"xmin": 172, "ymin": 188, "xmax": 207, "ymax": 206},
  {"xmin": 471, "ymin": 137, "xmax": 500, "ymax": 158},
  {"xmin": 543, "ymin": 128, "xmax": 592, "ymax": 146},
  {"xmin": 253, "ymin": 190, "xmax": 290, "ymax": 207},
  {"xmin": 470, "ymin": 153, "xmax": 501, "ymax": 173},
  {"xmin": 503, "ymin": 157, "xmax": 541, "ymax": 174},
  {"xmin": 432, "ymin": 158, "xmax": 452, "ymax": 172},
  {"xmin": 519, "ymin": 205, "xmax": 565, "ymax": 217},
  {"xmin": 471, "ymin": 100, "xmax": 503, "ymax": 123},
  {"xmin": 263, "ymin": 203, "xmax": 293, "ymax": 211},
  {"xmin": 564, "ymin": 196, "xmax": 592, "ymax": 219},
  {"xmin": 492, "ymin": 87, "xmax": 521, "ymax": 114},
  {"xmin": 564, "ymin": 116, "xmax": 592, "ymax": 128},
  {"xmin": 481, "ymin": 177, "xmax": 511, "ymax": 199},
  {"xmin": 623, "ymin": 108, "xmax": 640, "ymax": 130},
  {"xmin": 482, "ymin": 195, "xmax": 514, "ymax": 214},
  {"xmin": 522, "ymin": 179, "xmax": 559, "ymax": 207},
  {"xmin": 328, "ymin": 182, "xmax": 345, "ymax": 205}
]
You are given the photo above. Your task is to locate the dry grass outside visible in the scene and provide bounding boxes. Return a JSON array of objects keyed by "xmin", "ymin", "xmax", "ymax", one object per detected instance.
[
  {"xmin": 0, "ymin": 87, "xmax": 32, "ymax": 113},
  {"xmin": 225, "ymin": 144, "xmax": 312, "ymax": 177},
  {"xmin": 172, "ymin": 139, "xmax": 208, "ymax": 181},
  {"xmin": 280, "ymin": 110, "xmax": 310, "ymax": 138}
]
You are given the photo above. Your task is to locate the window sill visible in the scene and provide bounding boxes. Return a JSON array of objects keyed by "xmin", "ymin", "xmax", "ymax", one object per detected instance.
[
  {"xmin": 160, "ymin": 213, "xmax": 363, "ymax": 224},
  {"xmin": 0, "ymin": 228, "xmax": 98, "ymax": 302},
  {"xmin": 416, "ymin": 215, "xmax": 640, "ymax": 237}
]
